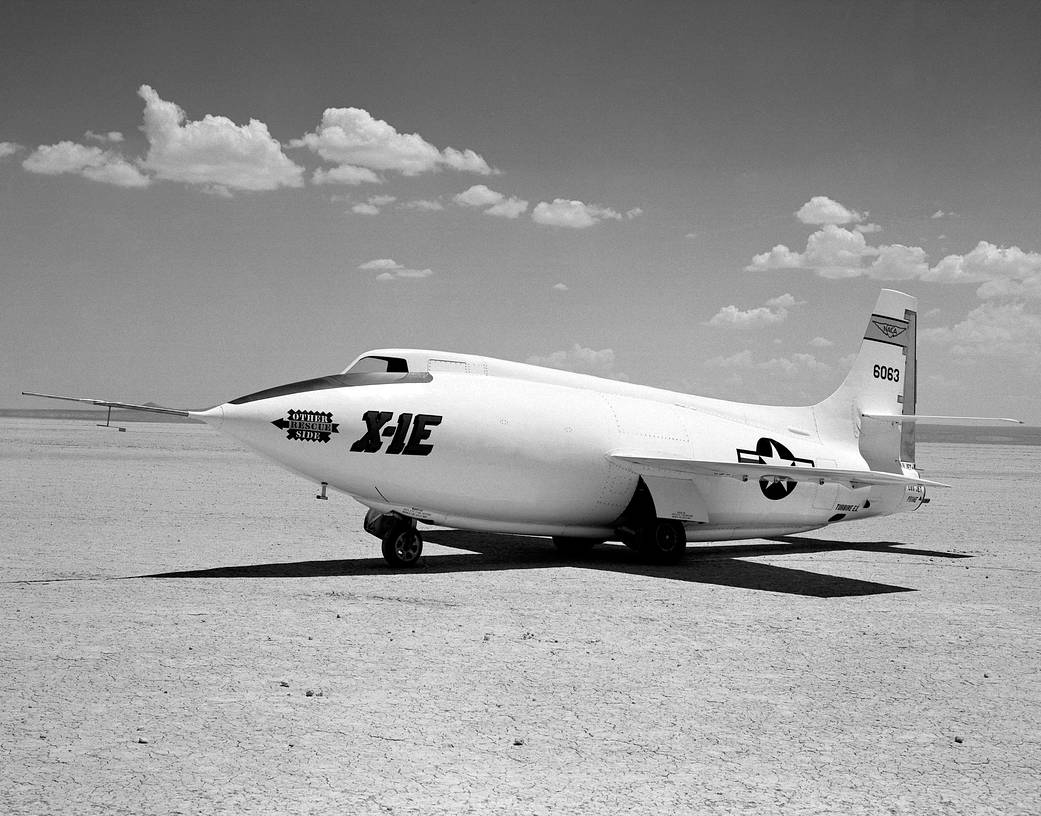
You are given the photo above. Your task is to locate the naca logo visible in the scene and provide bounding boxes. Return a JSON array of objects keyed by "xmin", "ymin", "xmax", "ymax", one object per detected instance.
[{"xmin": 871, "ymin": 318, "xmax": 907, "ymax": 340}]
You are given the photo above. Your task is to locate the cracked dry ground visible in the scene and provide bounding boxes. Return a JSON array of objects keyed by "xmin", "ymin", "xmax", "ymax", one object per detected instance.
[{"xmin": 2, "ymin": 420, "xmax": 1039, "ymax": 815}]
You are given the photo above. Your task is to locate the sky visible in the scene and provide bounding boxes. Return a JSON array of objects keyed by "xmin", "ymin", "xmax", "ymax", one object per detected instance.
[{"xmin": 3, "ymin": 0, "xmax": 1040, "ymax": 423}]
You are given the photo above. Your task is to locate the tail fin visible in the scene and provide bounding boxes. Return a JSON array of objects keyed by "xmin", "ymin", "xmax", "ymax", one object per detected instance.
[{"xmin": 815, "ymin": 289, "xmax": 918, "ymax": 470}]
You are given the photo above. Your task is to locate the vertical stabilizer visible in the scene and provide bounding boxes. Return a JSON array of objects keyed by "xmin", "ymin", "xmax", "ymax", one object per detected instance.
[{"xmin": 815, "ymin": 289, "xmax": 918, "ymax": 470}]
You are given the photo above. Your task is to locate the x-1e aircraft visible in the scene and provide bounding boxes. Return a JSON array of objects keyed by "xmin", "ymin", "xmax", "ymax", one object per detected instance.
[{"xmin": 25, "ymin": 289, "xmax": 1020, "ymax": 567}]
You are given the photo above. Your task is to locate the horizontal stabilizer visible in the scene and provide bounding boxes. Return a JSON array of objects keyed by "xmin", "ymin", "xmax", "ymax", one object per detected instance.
[
  {"xmin": 611, "ymin": 454, "xmax": 949, "ymax": 489},
  {"xmin": 862, "ymin": 413, "xmax": 1022, "ymax": 425},
  {"xmin": 21, "ymin": 391, "xmax": 190, "ymax": 418}
]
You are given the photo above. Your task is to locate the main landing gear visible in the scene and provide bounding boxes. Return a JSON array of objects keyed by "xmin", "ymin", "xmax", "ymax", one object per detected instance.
[
  {"xmin": 365, "ymin": 509, "xmax": 424, "ymax": 568},
  {"xmin": 615, "ymin": 478, "xmax": 689, "ymax": 564},
  {"xmin": 625, "ymin": 519, "xmax": 688, "ymax": 564}
]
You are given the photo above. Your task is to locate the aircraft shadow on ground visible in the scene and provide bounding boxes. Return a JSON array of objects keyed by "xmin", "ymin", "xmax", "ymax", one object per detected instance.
[{"xmin": 144, "ymin": 531, "xmax": 972, "ymax": 598}]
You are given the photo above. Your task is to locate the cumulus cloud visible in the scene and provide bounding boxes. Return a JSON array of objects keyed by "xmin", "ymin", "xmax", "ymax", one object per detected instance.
[
  {"xmin": 454, "ymin": 184, "xmax": 505, "ymax": 208},
  {"xmin": 22, "ymin": 140, "xmax": 150, "ymax": 188},
  {"xmin": 708, "ymin": 305, "xmax": 786, "ymax": 328},
  {"xmin": 926, "ymin": 242, "xmax": 1041, "ymax": 298},
  {"xmin": 358, "ymin": 258, "xmax": 433, "ymax": 281},
  {"xmin": 527, "ymin": 344, "xmax": 625, "ymax": 379},
  {"xmin": 0, "ymin": 141, "xmax": 23, "ymax": 159},
  {"xmin": 707, "ymin": 293, "xmax": 802, "ymax": 328},
  {"xmin": 749, "ymin": 199, "xmax": 1041, "ymax": 298},
  {"xmin": 922, "ymin": 302, "xmax": 1041, "ymax": 358},
  {"xmin": 138, "ymin": 85, "xmax": 304, "ymax": 191},
  {"xmin": 531, "ymin": 199, "xmax": 623, "ymax": 229},
  {"xmin": 453, "ymin": 184, "xmax": 528, "ymax": 218},
  {"xmin": 552, "ymin": 282, "xmax": 569, "ymax": 291},
  {"xmin": 313, "ymin": 165, "xmax": 381, "ymax": 185},
  {"xmin": 795, "ymin": 195, "xmax": 864, "ymax": 225},
  {"xmin": 808, "ymin": 336, "xmax": 834, "ymax": 348},
  {"xmin": 293, "ymin": 107, "xmax": 495, "ymax": 183}
]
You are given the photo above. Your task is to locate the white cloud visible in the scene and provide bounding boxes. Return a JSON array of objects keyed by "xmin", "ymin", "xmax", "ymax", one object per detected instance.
[
  {"xmin": 926, "ymin": 242, "xmax": 1041, "ymax": 298},
  {"xmin": 855, "ymin": 223, "xmax": 882, "ymax": 234},
  {"xmin": 808, "ymin": 336, "xmax": 834, "ymax": 348},
  {"xmin": 138, "ymin": 85, "xmax": 304, "ymax": 191},
  {"xmin": 485, "ymin": 197, "xmax": 528, "ymax": 218},
  {"xmin": 867, "ymin": 244, "xmax": 929, "ymax": 280},
  {"xmin": 85, "ymin": 130, "xmax": 125, "ymax": 144},
  {"xmin": 351, "ymin": 203, "xmax": 379, "ymax": 215},
  {"xmin": 707, "ymin": 293, "xmax": 803, "ymax": 328},
  {"xmin": 22, "ymin": 141, "xmax": 150, "ymax": 188},
  {"xmin": 795, "ymin": 195, "xmax": 864, "ymax": 225},
  {"xmin": 527, "ymin": 344, "xmax": 625, "ymax": 379},
  {"xmin": 931, "ymin": 210, "xmax": 946, "ymax": 219},
  {"xmin": 765, "ymin": 293, "xmax": 802, "ymax": 309},
  {"xmin": 707, "ymin": 305, "xmax": 787, "ymax": 328},
  {"xmin": 454, "ymin": 184, "xmax": 504, "ymax": 208},
  {"xmin": 368, "ymin": 194, "xmax": 396, "ymax": 207},
  {"xmin": 531, "ymin": 199, "xmax": 623, "ymax": 229},
  {"xmin": 441, "ymin": 146, "xmax": 497, "ymax": 175},
  {"xmin": 293, "ymin": 107, "xmax": 494, "ymax": 181},
  {"xmin": 803, "ymin": 225, "xmax": 877, "ymax": 277},
  {"xmin": 0, "ymin": 141, "xmax": 23, "ymax": 159},
  {"xmin": 746, "ymin": 243, "xmax": 805, "ymax": 271},
  {"xmin": 359, "ymin": 259, "xmax": 401, "ymax": 270},
  {"xmin": 359, "ymin": 258, "xmax": 433, "ymax": 280},
  {"xmin": 922, "ymin": 302, "xmax": 1041, "ymax": 358},
  {"xmin": 750, "ymin": 201, "xmax": 1041, "ymax": 298},
  {"xmin": 552, "ymin": 282, "xmax": 569, "ymax": 291},
  {"xmin": 312, "ymin": 165, "xmax": 381, "ymax": 185},
  {"xmin": 454, "ymin": 184, "xmax": 528, "ymax": 218},
  {"xmin": 625, "ymin": 207, "xmax": 644, "ymax": 219}
]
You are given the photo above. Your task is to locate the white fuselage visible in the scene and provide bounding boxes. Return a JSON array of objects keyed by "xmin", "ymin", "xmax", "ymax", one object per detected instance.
[{"xmin": 202, "ymin": 350, "xmax": 910, "ymax": 542}]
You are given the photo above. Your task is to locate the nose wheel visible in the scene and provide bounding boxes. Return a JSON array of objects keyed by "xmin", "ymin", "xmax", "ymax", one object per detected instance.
[{"xmin": 381, "ymin": 523, "xmax": 424, "ymax": 568}]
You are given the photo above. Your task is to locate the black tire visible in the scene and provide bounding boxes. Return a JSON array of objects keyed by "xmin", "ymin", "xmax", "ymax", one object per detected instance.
[
  {"xmin": 381, "ymin": 526, "xmax": 423, "ymax": 567},
  {"xmin": 552, "ymin": 536, "xmax": 602, "ymax": 557},
  {"xmin": 637, "ymin": 519, "xmax": 687, "ymax": 564}
]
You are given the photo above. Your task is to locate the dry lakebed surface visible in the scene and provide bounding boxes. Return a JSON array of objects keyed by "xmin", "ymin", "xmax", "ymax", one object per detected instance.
[{"xmin": 2, "ymin": 418, "xmax": 1039, "ymax": 815}]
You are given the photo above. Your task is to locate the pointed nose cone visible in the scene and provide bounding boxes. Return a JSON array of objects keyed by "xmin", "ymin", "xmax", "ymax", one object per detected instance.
[{"xmin": 190, "ymin": 405, "xmax": 225, "ymax": 430}]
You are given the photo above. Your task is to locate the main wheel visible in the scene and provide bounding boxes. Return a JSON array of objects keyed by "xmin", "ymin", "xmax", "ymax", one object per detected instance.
[
  {"xmin": 552, "ymin": 536, "xmax": 602, "ymax": 557},
  {"xmin": 637, "ymin": 519, "xmax": 687, "ymax": 564},
  {"xmin": 381, "ymin": 526, "xmax": 423, "ymax": 567}
]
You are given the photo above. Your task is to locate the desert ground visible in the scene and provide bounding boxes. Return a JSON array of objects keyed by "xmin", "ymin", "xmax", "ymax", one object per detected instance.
[{"xmin": 2, "ymin": 418, "xmax": 1039, "ymax": 815}]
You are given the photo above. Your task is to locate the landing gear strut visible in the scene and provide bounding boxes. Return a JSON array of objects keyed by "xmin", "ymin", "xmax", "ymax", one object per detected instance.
[{"xmin": 615, "ymin": 478, "xmax": 689, "ymax": 564}]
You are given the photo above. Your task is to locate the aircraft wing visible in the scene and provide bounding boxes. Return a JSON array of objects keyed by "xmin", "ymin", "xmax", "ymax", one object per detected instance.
[
  {"xmin": 21, "ymin": 391, "xmax": 190, "ymax": 417},
  {"xmin": 610, "ymin": 454, "xmax": 949, "ymax": 489}
]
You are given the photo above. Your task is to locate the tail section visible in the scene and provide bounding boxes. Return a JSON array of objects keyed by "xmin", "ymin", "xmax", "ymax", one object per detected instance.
[{"xmin": 815, "ymin": 289, "xmax": 918, "ymax": 471}]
